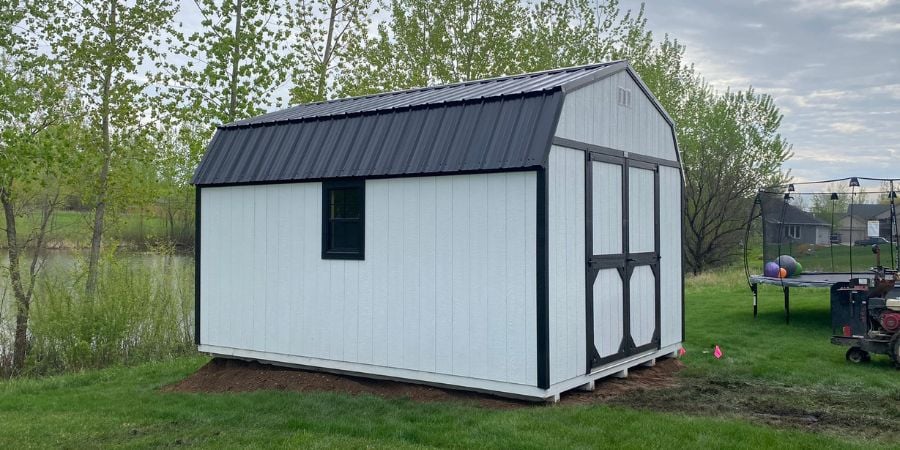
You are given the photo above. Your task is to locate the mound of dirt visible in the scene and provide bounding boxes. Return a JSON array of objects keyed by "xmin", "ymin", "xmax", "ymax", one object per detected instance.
[{"xmin": 163, "ymin": 357, "xmax": 682, "ymax": 408}]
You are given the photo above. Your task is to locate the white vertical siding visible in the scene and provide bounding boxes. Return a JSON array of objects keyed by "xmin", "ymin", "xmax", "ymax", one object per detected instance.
[
  {"xmin": 629, "ymin": 266, "xmax": 656, "ymax": 347},
  {"xmin": 628, "ymin": 166, "xmax": 658, "ymax": 347},
  {"xmin": 628, "ymin": 167, "xmax": 656, "ymax": 254},
  {"xmin": 593, "ymin": 269, "xmax": 623, "ymax": 357},
  {"xmin": 591, "ymin": 161, "xmax": 623, "ymax": 255},
  {"xmin": 547, "ymin": 145, "xmax": 587, "ymax": 385},
  {"xmin": 555, "ymin": 70, "xmax": 678, "ymax": 161},
  {"xmin": 200, "ymin": 171, "xmax": 538, "ymax": 386},
  {"xmin": 659, "ymin": 166, "xmax": 683, "ymax": 346}
]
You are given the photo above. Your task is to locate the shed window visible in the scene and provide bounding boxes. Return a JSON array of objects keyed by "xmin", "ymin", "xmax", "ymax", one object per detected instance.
[{"xmin": 322, "ymin": 180, "xmax": 365, "ymax": 260}]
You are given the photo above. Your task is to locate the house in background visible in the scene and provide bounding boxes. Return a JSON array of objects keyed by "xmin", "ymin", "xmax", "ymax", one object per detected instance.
[
  {"xmin": 837, "ymin": 204, "xmax": 893, "ymax": 244},
  {"xmin": 763, "ymin": 202, "xmax": 831, "ymax": 246}
]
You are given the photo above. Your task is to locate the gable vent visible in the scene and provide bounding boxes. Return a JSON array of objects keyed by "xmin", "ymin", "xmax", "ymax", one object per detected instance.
[{"xmin": 617, "ymin": 86, "xmax": 632, "ymax": 108}]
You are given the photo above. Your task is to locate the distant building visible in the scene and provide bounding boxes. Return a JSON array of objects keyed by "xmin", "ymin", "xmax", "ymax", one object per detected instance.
[
  {"xmin": 837, "ymin": 204, "xmax": 893, "ymax": 244},
  {"xmin": 763, "ymin": 202, "xmax": 831, "ymax": 245}
]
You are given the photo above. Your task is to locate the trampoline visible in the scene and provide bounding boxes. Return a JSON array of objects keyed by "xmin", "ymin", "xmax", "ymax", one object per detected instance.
[{"xmin": 745, "ymin": 177, "xmax": 900, "ymax": 323}]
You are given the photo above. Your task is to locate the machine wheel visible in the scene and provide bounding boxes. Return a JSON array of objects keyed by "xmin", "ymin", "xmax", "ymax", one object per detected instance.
[
  {"xmin": 846, "ymin": 347, "xmax": 870, "ymax": 363},
  {"xmin": 890, "ymin": 333, "xmax": 900, "ymax": 366}
]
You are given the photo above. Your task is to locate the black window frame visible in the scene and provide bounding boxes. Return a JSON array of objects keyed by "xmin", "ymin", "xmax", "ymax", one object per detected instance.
[{"xmin": 322, "ymin": 179, "xmax": 365, "ymax": 260}]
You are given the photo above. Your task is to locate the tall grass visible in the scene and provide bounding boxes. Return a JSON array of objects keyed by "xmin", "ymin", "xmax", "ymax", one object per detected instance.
[{"xmin": 15, "ymin": 256, "xmax": 195, "ymax": 376}]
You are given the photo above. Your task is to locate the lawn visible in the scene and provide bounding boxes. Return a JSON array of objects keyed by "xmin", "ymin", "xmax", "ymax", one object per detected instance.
[
  {"xmin": 0, "ymin": 270, "xmax": 897, "ymax": 449},
  {"xmin": 1, "ymin": 210, "xmax": 185, "ymax": 248},
  {"xmin": 755, "ymin": 242, "xmax": 898, "ymax": 273}
]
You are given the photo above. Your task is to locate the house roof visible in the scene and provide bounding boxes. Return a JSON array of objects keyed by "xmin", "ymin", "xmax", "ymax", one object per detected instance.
[
  {"xmin": 192, "ymin": 61, "xmax": 669, "ymax": 186},
  {"xmin": 762, "ymin": 201, "xmax": 829, "ymax": 226},
  {"xmin": 846, "ymin": 203, "xmax": 891, "ymax": 219}
]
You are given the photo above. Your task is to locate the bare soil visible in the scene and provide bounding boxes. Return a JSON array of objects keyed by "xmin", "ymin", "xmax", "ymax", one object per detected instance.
[{"xmin": 163, "ymin": 357, "xmax": 682, "ymax": 408}]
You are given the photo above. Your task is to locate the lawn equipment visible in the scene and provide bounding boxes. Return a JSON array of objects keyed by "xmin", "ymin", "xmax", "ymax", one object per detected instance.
[{"xmin": 829, "ymin": 245, "xmax": 900, "ymax": 366}]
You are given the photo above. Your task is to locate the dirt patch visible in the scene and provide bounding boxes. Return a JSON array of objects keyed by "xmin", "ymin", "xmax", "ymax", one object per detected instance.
[
  {"xmin": 603, "ymin": 376, "xmax": 900, "ymax": 444},
  {"xmin": 562, "ymin": 359, "xmax": 683, "ymax": 403},
  {"xmin": 164, "ymin": 357, "xmax": 898, "ymax": 444},
  {"xmin": 162, "ymin": 357, "xmax": 682, "ymax": 408}
]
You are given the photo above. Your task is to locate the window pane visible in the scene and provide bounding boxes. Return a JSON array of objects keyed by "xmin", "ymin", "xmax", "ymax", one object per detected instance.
[
  {"xmin": 330, "ymin": 219, "xmax": 362, "ymax": 251},
  {"xmin": 330, "ymin": 188, "xmax": 361, "ymax": 219}
]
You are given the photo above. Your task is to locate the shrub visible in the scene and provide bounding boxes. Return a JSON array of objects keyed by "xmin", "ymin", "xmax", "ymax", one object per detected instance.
[{"xmin": 21, "ymin": 255, "xmax": 194, "ymax": 376}]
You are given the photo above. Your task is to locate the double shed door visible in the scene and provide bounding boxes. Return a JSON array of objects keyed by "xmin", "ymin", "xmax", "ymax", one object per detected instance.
[{"xmin": 586, "ymin": 151, "xmax": 661, "ymax": 370}]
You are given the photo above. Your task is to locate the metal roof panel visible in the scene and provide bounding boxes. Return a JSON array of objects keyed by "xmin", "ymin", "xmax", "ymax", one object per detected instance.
[{"xmin": 193, "ymin": 62, "xmax": 626, "ymax": 185}]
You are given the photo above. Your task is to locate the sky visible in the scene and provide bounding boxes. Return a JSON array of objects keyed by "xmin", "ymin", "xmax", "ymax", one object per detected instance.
[{"xmin": 619, "ymin": 0, "xmax": 900, "ymax": 183}]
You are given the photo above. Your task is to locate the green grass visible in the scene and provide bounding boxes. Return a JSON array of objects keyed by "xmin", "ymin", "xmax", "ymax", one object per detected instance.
[
  {"xmin": 0, "ymin": 358, "xmax": 883, "ymax": 449},
  {"xmin": 756, "ymin": 243, "xmax": 898, "ymax": 273},
  {"xmin": 1, "ymin": 210, "xmax": 190, "ymax": 249},
  {"xmin": 0, "ymin": 269, "xmax": 897, "ymax": 448},
  {"xmin": 682, "ymin": 270, "xmax": 899, "ymax": 392}
]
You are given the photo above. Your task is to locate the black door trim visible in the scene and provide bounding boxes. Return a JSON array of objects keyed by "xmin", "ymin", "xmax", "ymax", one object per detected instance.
[{"xmin": 584, "ymin": 152, "xmax": 662, "ymax": 372}]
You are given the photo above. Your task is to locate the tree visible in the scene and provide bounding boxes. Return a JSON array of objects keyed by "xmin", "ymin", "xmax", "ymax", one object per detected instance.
[
  {"xmin": 516, "ymin": 0, "xmax": 649, "ymax": 72},
  {"xmin": 811, "ymin": 183, "xmax": 850, "ymax": 226},
  {"xmin": 36, "ymin": 0, "xmax": 177, "ymax": 294},
  {"xmin": 162, "ymin": 0, "xmax": 288, "ymax": 125},
  {"xmin": 284, "ymin": 0, "xmax": 374, "ymax": 103},
  {"xmin": 681, "ymin": 88, "xmax": 791, "ymax": 274},
  {"xmin": 343, "ymin": 0, "xmax": 527, "ymax": 95},
  {"xmin": 0, "ymin": 2, "xmax": 76, "ymax": 372}
]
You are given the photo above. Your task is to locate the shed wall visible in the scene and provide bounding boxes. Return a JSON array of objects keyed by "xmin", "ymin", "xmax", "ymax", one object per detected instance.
[
  {"xmin": 556, "ymin": 70, "xmax": 678, "ymax": 161},
  {"xmin": 200, "ymin": 171, "xmax": 538, "ymax": 387},
  {"xmin": 659, "ymin": 165, "xmax": 683, "ymax": 346},
  {"xmin": 547, "ymin": 145, "xmax": 587, "ymax": 385}
]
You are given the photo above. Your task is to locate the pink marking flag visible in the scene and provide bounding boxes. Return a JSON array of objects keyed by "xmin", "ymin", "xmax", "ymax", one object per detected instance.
[
  {"xmin": 713, "ymin": 345, "xmax": 723, "ymax": 359},
  {"xmin": 678, "ymin": 347, "xmax": 686, "ymax": 357}
]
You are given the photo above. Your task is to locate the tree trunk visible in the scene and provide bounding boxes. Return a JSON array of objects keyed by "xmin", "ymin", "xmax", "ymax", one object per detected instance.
[
  {"xmin": 1, "ymin": 187, "xmax": 29, "ymax": 372},
  {"xmin": 228, "ymin": 0, "xmax": 243, "ymax": 122},
  {"xmin": 318, "ymin": 0, "xmax": 338, "ymax": 100},
  {"xmin": 86, "ymin": 0, "xmax": 117, "ymax": 295}
]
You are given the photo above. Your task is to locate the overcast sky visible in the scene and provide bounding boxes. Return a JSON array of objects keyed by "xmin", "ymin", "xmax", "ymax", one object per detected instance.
[{"xmin": 619, "ymin": 0, "xmax": 900, "ymax": 183}]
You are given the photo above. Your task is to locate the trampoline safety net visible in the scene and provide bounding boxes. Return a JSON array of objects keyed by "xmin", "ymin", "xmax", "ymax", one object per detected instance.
[{"xmin": 752, "ymin": 177, "xmax": 900, "ymax": 275}]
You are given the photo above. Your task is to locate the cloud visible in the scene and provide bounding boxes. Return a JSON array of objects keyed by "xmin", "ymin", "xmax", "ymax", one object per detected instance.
[
  {"xmin": 787, "ymin": 0, "xmax": 895, "ymax": 12},
  {"xmin": 872, "ymin": 84, "xmax": 900, "ymax": 99},
  {"xmin": 839, "ymin": 15, "xmax": 900, "ymax": 40},
  {"xmin": 829, "ymin": 121, "xmax": 873, "ymax": 134}
]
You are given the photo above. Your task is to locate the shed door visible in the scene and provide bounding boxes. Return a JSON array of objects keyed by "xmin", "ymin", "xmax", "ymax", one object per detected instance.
[{"xmin": 586, "ymin": 153, "xmax": 660, "ymax": 370}]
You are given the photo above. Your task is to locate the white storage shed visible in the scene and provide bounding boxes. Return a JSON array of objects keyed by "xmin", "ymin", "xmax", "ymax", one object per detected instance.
[{"xmin": 192, "ymin": 61, "xmax": 684, "ymax": 401}]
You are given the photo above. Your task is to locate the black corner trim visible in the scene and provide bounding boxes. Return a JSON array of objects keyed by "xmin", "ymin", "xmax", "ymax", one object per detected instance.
[
  {"xmin": 536, "ymin": 168, "xmax": 550, "ymax": 389},
  {"xmin": 194, "ymin": 186, "xmax": 201, "ymax": 346},
  {"xmin": 584, "ymin": 150, "xmax": 594, "ymax": 373}
]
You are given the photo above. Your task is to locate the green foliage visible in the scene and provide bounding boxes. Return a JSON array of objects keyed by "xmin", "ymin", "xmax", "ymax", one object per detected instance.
[
  {"xmin": 810, "ymin": 183, "xmax": 851, "ymax": 225},
  {"xmin": 342, "ymin": 0, "xmax": 528, "ymax": 95},
  {"xmin": 161, "ymin": 0, "xmax": 288, "ymax": 125},
  {"xmin": 681, "ymin": 87, "xmax": 792, "ymax": 273},
  {"xmin": 21, "ymin": 256, "xmax": 194, "ymax": 376},
  {"xmin": 284, "ymin": 0, "xmax": 375, "ymax": 103}
]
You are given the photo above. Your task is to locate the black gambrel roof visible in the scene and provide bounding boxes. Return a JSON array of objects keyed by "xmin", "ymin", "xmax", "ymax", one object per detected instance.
[
  {"xmin": 192, "ymin": 61, "xmax": 649, "ymax": 186},
  {"xmin": 846, "ymin": 203, "xmax": 891, "ymax": 219}
]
